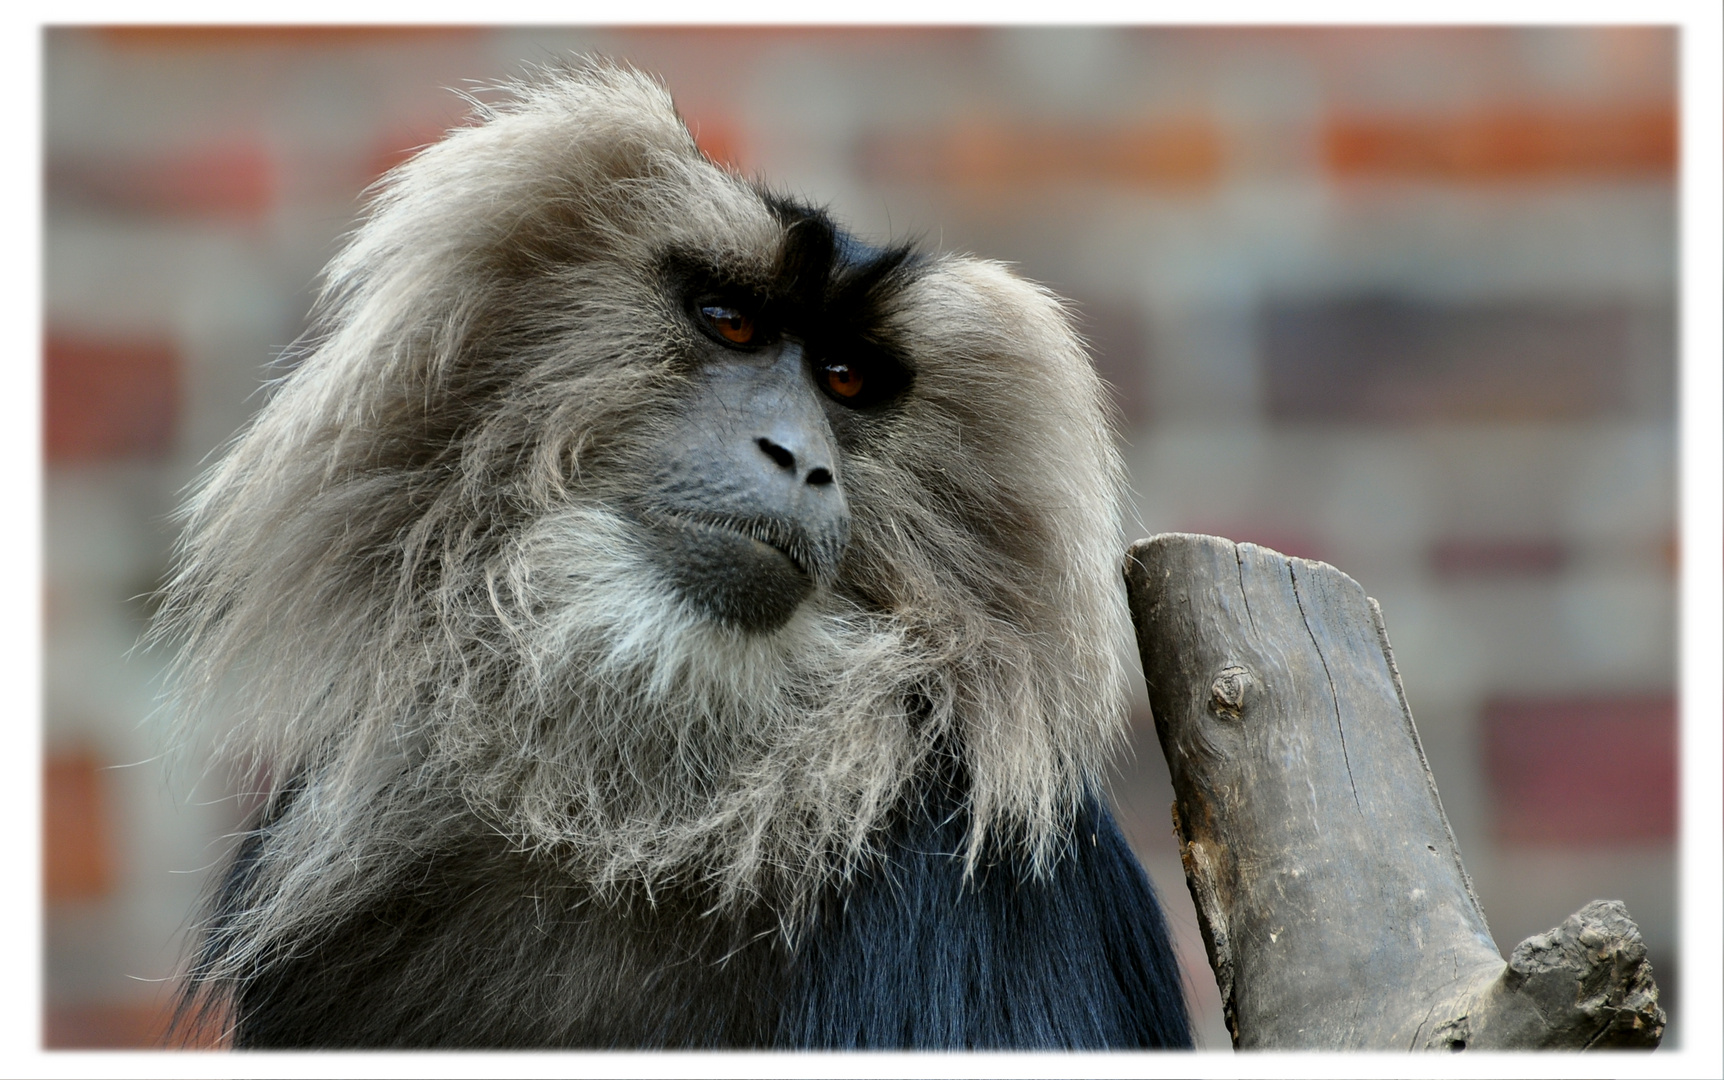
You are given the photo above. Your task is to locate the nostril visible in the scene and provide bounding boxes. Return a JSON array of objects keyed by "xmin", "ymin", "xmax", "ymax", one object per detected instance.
[
  {"xmin": 756, "ymin": 437, "xmax": 796, "ymax": 471},
  {"xmin": 805, "ymin": 467, "xmax": 833, "ymax": 486}
]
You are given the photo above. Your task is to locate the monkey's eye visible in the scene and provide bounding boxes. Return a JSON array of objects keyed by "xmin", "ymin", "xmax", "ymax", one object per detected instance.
[
  {"xmin": 699, "ymin": 304, "xmax": 757, "ymax": 346},
  {"xmin": 822, "ymin": 363, "xmax": 864, "ymax": 399},
  {"xmin": 815, "ymin": 354, "xmax": 911, "ymax": 409}
]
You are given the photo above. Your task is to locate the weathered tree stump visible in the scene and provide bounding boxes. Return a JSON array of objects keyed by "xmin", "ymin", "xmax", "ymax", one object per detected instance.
[{"xmin": 1124, "ymin": 533, "xmax": 1664, "ymax": 1051}]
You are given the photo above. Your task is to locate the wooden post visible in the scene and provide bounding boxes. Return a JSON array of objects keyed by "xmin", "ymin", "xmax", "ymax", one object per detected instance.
[{"xmin": 1124, "ymin": 533, "xmax": 1664, "ymax": 1050}]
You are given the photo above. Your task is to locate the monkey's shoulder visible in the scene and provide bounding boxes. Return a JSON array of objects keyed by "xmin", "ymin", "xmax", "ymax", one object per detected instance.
[{"xmin": 786, "ymin": 790, "xmax": 1192, "ymax": 1049}]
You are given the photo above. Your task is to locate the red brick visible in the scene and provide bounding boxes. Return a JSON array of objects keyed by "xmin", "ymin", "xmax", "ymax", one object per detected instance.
[
  {"xmin": 1262, "ymin": 297, "xmax": 1638, "ymax": 424},
  {"xmin": 1324, "ymin": 105, "xmax": 1676, "ymax": 182},
  {"xmin": 43, "ymin": 998, "xmax": 228, "ymax": 1049},
  {"xmin": 93, "ymin": 25, "xmax": 484, "ymax": 50},
  {"xmin": 369, "ymin": 126, "xmax": 461, "ymax": 188},
  {"xmin": 682, "ymin": 113, "xmax": 749, "ymax": 172},
  {"xmin": 44, "ymin": 332, "xmax": 180, "ymax": 463},
  {"xmin": 1429, "ymin": 538, "xmax": 1568, "ymax": 580},
  {"xmin": 50, "ymin": 144, "xmax": 277, "ymax": 221},
  {"xmin": 861, "ymin": 119, "xmax": 1224, "ymax": 193},
  {"xmin": 43, "ymin": 749, "xmax": 114, "ymax": 902},
  {"xmin": 1483, "ymin": 696, "xmax": 1676, "ymax": 844}
]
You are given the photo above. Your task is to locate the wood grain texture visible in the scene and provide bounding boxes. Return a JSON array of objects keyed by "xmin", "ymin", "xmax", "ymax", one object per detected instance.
[{"xmin": 1124, "ymin": 533, "xmax": 1664, "ymax": 1050}]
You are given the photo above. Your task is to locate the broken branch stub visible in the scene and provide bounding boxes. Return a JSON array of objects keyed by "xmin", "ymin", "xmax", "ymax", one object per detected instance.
[{"xmin": 1124, "ymin": 533, "xmax": 1664, "ymax": 1051}]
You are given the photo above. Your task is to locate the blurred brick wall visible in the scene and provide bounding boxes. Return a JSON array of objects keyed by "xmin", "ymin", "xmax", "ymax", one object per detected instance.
[{"xmin": 43, "ymin": 26, "xmax": 1678, "ymax": 1050}]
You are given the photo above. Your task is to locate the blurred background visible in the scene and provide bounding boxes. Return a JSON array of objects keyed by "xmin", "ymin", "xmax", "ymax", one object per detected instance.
[{"xmin": 42, "ymin": 25, "xmax": 1678, "ymax": 1050}]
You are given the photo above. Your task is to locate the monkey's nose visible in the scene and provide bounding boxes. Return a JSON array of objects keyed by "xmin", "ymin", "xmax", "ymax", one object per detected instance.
[{"xmin": 755, "ymin": 437, "xmax": 835, "ymax": 486}]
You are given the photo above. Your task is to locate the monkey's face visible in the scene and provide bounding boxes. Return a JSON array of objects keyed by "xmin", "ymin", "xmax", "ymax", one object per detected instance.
[{"xmin": 632, "ymin": 218, "xmax": 918, "ymax": 633}]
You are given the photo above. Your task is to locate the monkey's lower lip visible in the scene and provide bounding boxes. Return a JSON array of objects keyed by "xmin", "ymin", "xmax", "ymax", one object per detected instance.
[
  {"xmin": 650, "ymin": 512, "xmax": 810, "ymax": 578},
  {"xmin": 642, "ymin": 510, "xmax": 817, "ymax": 633}
]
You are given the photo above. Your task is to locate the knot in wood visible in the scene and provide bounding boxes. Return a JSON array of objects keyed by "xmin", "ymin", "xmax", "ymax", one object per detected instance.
[{"xmin": 1209, "ymin": 665, "xmax": 1256, "ymax": 720}]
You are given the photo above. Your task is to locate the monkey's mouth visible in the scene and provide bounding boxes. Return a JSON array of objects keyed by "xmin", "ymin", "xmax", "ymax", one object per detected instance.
[
  {"xmin": 648, "ymin": 510, "xmax": 821, "ymax": 575},
  {"xmin": 640, "ymin": 510, "xmax": 834, "ymax": 633}
]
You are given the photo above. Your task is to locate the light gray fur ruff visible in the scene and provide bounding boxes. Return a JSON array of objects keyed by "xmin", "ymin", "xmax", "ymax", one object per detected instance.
[{"xmin": 154, "ymin": 62, "xmax": 1131, "ymax": 978}]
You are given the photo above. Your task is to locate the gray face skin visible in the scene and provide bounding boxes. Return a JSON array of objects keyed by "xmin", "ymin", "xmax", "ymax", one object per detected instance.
[{"xmin": 640, "ymin": 337, "xmax": 852, "ymax": 633}]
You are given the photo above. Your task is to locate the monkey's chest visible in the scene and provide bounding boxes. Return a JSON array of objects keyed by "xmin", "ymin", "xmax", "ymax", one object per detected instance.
[{"xmin": 233, "ymin": 795, "xmax": 1188, "ymax": 1049}]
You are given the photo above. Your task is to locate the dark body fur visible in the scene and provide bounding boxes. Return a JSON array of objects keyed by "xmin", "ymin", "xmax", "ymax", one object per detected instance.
[{"xmin": 216, "ymin": 765, "xmax": 1188, "ymax": 1048}]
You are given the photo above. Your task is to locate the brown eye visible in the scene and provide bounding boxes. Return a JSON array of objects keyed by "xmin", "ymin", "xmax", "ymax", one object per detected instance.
[
  {"xmin": 823, "ymin": 363, "xmax": 864, "ymax": 399},
  {"xmin": 701, "ymin": 305, "xmax": 755, "ymax": 345}
]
